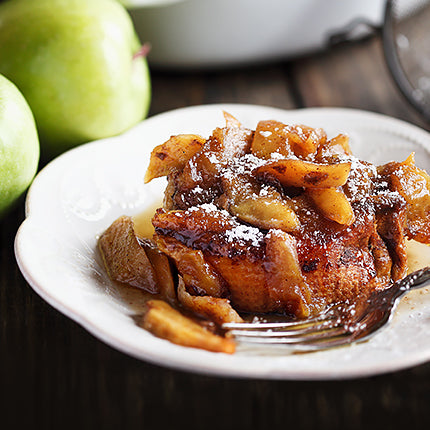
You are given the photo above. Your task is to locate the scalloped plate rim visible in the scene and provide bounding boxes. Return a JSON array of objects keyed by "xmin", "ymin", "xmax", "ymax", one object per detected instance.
[{"xmin": 14, "ymin": 104, "xmax": 430, "ymax": 380}]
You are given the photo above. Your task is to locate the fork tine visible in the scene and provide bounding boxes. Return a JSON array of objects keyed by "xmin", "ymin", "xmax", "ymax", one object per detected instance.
[
  {"xmin": 222, "ymin": 304, "xmax": 345, "ymax": 331},
  {"xmin": 222, "ymin": 315, "xmax": 329, "ymax": 331},
  {"xmin": 230, "ymin": 302, "xmax": 391, "ymax": 350},
  {"xmin": 229, "ymin": 324, "xmax": 349, "ymax": 342},
  {"xmin": 225, "ymin": 318, "xmax": 340, "ymax": 337}
]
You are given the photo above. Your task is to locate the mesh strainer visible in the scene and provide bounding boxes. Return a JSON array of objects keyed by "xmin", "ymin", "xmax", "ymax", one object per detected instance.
[{"xmin": 383, "ymin": 0, "xmax": 430, "ymax": 122}]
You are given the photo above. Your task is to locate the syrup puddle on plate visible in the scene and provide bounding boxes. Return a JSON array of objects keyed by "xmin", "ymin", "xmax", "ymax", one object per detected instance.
[
  {"xmin": 132, "ymin": 199, "xmax": 163, "ymax": 239},
  {"xmin": 406, "ymin": 239, "xmax": 430, "ymax": 273}
]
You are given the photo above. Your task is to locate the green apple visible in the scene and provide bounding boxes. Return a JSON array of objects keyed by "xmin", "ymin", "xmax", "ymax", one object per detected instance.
[
  {"xmin": 0, "ymin": 0, "xmax": 150, "ymax": 157},
  {"xmin": 0, "ymin": 74, "xmax": 39, "ymax": 218}
]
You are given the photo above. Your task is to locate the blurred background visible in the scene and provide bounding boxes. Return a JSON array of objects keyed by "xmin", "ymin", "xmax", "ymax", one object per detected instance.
[
  {"xmin": 1, "ymin": 1, "xmax": 430, "ymax": 429},
  {"xmin": 127, "ymin": 0, "xmax": 430, "ymax": 128}
]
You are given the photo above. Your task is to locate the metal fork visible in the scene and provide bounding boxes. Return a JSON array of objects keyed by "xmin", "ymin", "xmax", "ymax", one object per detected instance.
[{"xmin": 222, "ymin": 267, "xmax": 430, "ymax": 351}]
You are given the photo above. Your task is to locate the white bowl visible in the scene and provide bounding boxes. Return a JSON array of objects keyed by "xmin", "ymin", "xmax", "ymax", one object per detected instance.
[{"xmin": 125, "ymin": 0, "xmax": 386, "ymax": 69}]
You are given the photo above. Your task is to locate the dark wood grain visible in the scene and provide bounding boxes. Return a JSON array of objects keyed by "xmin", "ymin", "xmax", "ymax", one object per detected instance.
[
  {"xmin": 2, "ymin": 34, "xmax": 430, "ymax": 430},
  {"xmin": 149, "ymin": 64, "xmax": 297, "ymax": 116},
  {"xmin": 291, "ymin": 37, "xmax": 429, "ymax": 130}
]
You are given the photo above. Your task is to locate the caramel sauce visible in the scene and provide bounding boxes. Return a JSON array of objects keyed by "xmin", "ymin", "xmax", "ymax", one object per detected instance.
[
  {"xmin": 406, "ymin": 240, "xmax": 430, "ymax": 273},
  {"xmin": 114, "ymin": 282, "xmax": 157, "ymax": 315},
  {"xmin": 132, "ymin": 199, "xmax": 163, "ymax": 239}
]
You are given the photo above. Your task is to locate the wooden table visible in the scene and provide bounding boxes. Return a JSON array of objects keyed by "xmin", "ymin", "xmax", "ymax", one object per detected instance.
[{"xmin": 2, "ymin": 35, "xmax": 430, "ymax": 430}]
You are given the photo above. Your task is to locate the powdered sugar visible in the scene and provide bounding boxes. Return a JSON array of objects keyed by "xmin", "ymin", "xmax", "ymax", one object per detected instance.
[
  {"xmin": 259, "ymin": 130, "xmax": 272, "ymax": 138},
  {"xmin": 222, "ymin": 153, "xmax": 266, "ymax": 177},
  {"xmin": 224, "ymin": 224, "xmax": 264, "ymax": 247}
]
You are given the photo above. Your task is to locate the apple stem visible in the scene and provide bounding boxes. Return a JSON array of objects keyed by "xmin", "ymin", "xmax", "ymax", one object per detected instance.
[{"xmin": 133, "ymin": 43, "xmax": 151, "ymax": 60}]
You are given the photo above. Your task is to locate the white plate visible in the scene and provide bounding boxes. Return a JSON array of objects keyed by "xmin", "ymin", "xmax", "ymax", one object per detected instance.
[{"xmin": 15, "ymin": 104, "xmax": 430, "ymax": 380}]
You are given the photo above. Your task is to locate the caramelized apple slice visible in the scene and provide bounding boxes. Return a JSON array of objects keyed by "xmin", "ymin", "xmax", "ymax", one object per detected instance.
[
  {"xmin": 306, "ymin": 187, "xmax": 355, "ymax": 226},
  {"xmin": 209, "ymin": 126, "xmax": 253, "ymax": 161},
  {"xmin": 98, "ymin": 216, "xmax": 158, "ymax": 293},
  {"xmin": 142, "ymin": 300, "xmax": 235, "ymax": 354},
  {"xmin": 154, "ymin": 234, "xmax": 227, "ymax": 298},
  {"xmin": 231, "ymin": 197, "xmax": 299, "ymax": 232},
  {"xmin": 264, "ymin": 230, "xmax": 314, "ymax": 318},
  {"xmin": 220, "ymin": 173, "xmax": 299, "ymax": 232},
  {"xmin": 177, "ymin": 277, "xmax": 243, "ymax": 326},
  {"xmin": 287, "ymin": 124, "xmax": 327, "ymax": 158},
  {"xmin": 251, "ymin": 120, "xmax": 326, "ymax": 159},
  {"xmin": 380, "ymin": 153, "xmax": 430, "ymax": 243},
  {"xmin": 139, "ymin": 238, "xmax": 177, "ymax": 302},
  {"xmin": 223, "ymin": 111, "xmax": 242, "ymax": 128},
  {"xmin": 316, "ymin": 133, "xmax": 352, "ymax": 159},
  {"xmin": 251, "ymin": 120, "xmax": 294, "ymax": 159},
  {"xmin": 144, "ymin": 134, "xmax": 205, "ymax": 183},
  {"xmin": 255, "ymin": 158, "xmax": 351, "ymax": 188}
]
